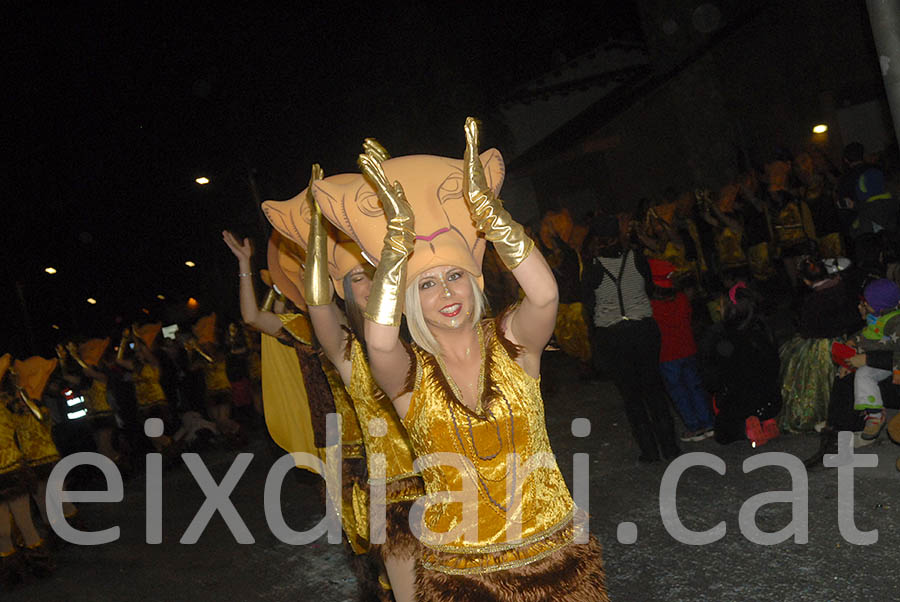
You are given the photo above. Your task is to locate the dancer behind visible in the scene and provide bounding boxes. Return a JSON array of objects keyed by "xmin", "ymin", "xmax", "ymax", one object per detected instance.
[
  {"xmin": 321, "ymin": 118, "xmax": 607, "ymax": 600},
  {"xmin": 699, "ymin": 283, "xmax": 782, "ymax": 445},
  {"xmin": 702, "ymin": 183, "xmax": 749, "ymax": 284},
  {"xmin": 65, "ymin": 339, "xmax": 120, "ymax": 462},
  {"xmin": 192, "ymin": 314, "xmax": 243, "ymax": 443},
  {"xmin": 225, "ymin": 322, "xmax": 256, "ymax": 428},
  {"xmin": 843, "ymin": 278, "xmax": 900, "ymax": 440},
  {"xmin": 263, "ymin": 158, "xmax": 425, "ymax": 602},
  {"xmin": 9, "ymin": 357, "xmax": 78, "ymax": 547},
  {"xmin": 224, "ymin": 229, "xmax": 386, "ymax": 601},
  {"xmin": 121, "ymin": 323, "xmax": 173, "ymax": 452},
  {"xmin": 778, "ymin": 257, "xmax": 861, "ymax": 432},
  {"xmin": 767, "ymin": 160, "xmax": 816, "ymax": 287},
  {"xmin": 0, "ymin": 354, "xmax": 51, "ymax": 587}
]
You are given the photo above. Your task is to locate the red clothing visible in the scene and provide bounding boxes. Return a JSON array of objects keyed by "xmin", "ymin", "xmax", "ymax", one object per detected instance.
[{"xmin": 650, "ymin": 292, "xmax": 697, "ymax": 362}]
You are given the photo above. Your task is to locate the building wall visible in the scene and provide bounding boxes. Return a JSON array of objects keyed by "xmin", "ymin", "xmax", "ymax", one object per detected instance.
[{"xmin": 515, "ymin": 0, "xmax": 888, "ymax": 219}]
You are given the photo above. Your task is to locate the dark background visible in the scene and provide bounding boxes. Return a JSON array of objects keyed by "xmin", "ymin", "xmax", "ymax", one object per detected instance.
[{"xmin": 3, "ymin": 2, "xmax": 643, "ymax": 355}]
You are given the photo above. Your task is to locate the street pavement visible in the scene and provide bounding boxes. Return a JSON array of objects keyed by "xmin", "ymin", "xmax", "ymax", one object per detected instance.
[{"xmin": 7, "ymin": 352, "xmax": 900, "ymax": 601}]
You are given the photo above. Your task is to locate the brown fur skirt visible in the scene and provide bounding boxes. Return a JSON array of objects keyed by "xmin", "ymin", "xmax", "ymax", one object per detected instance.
[
  {"xmin": 368, "ymin": 476, "xmax": 425, "ymax": 565},
  {"xmin": 414, "ymin": 535, "xmax": 608, "ymax": 602},
  {"xmin": 0, "ymin": 465, "xmax": 34, "ymax": 503}
]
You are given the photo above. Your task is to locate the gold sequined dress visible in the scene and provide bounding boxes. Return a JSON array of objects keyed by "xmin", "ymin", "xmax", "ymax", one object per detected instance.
[
  {"xmin": 403, "ymin": 318, "xmax": 607, "ymax": 601},
  {"xmin": 134, "ymin": 363, "xmax": 168, "ymax": 411},
  {"xmin": 11, "ymin": 402, "xmax": 60, "ymax": 480},
  {"xmin": 348, "ymin": 338, "xmax": 425, "ymax": 564},
  {"xmin": 0, "ymin": 397, "xmax": 30, "ymax": 502}
]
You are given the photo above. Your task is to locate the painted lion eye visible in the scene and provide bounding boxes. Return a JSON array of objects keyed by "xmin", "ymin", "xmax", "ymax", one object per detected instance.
[
  {"xmin": 447, "ymin": 271, "xmax": 463, "ymax": 281},
  {"xmin": 356, "ymin": 187, "xmax": 384, "ymax": 218},
  {"xmin": 420, "ymin": 280, "xmax": 435, "ymax": 290},
  {"xmin": 437, "ymin": 172, "xmax": 463, "ymax": 205}
]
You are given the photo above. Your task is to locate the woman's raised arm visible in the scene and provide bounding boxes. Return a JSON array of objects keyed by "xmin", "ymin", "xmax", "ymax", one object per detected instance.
[
  {"xmin": 222, "ymin": 230, "xmax": 284, "ymax": 336},
  {"xmin": 357, "ymin": 149, "xmax": 415, "ymax": 409},
  {"xmin": 302, "ymin": 165, "xmax": 354, "ymax": 381},
  {"xmin": 463, "ymin": 118, "xmax": 557, "ymax": 375}
]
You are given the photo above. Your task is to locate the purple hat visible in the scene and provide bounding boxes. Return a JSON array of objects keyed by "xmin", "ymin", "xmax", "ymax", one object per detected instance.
[{"xmin": 863, "ymin": 279, "xmax": 900, "ymax": 315}]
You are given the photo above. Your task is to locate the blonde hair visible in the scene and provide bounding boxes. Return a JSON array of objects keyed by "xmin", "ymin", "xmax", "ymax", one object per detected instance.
[{"xmin": 404, "ymin": 272, "xmax": 485, "ymax": 356}]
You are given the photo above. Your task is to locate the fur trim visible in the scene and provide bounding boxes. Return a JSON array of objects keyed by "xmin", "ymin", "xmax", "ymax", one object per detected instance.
[
  {"xmin": 0, "ymin": 466, "xmax": 33, "ymax": 503},
  {"xmin": 369, "ymin": 497, "xmax": 422, "ymax": 565},
  {"xmin": 29, "ymin": 461, "xmax": 57, "ymax": 482},
  {"xmin": 415, "ymin": 535, "xmax": 607, "ymax": 602},
  {"xmin": 294, "ymin": 341, "xmax": 337, "ymax": 448},
  {"xmin": 345, "ymin": 539, "xmax": 392, "ymax": 602}
]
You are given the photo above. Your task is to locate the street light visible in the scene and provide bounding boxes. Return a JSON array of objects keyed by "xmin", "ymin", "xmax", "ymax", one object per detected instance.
[
  {"xmin": 157, "ymin": 294, "xmax": 166, "ymax": 300},
  {"xmin": 195, "ymin": 177, "xmax": 210, "ymax": 185},
  {"xmin": 812, "ymin": 124, "xmax": 828, "ymax": 134},
  {"xmin": 86, "ymin": 298, "xmax": 97, "ymax": 305},
  {"xmin": 185, "ymin": 260, "xmax": 196, "ymax": 268},
  {"xmin": 44, "ymin": 267, "xmax": 57, "ymax": 274}
]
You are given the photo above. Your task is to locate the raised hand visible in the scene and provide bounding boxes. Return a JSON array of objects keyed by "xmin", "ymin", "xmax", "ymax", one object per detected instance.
[
  {"xmin": 463, "ymin": 117, "xmax": 493, "ymax": 213},
  {"xmin": 462, "ymin": 116, "xmax": 532, "ymax": 269},
  {"xmin": 358, "ymin": 141, "xmax": 415, "ymax": 327},
  {"xmin": 304, "ymin": 163, "xmax": 333, "ymax": 306},
  {"xmin": 358, "ymin": 148, "xmax": 414, "ymax": 255},
  {"xmin": 223, "ymin": 230, "xmax": 253, "ymax": 264}
]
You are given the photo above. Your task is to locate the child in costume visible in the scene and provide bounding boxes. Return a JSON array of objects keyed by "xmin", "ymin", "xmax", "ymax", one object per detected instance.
[
  {"xmin": 648, "ymin": 259, "xmax": 715, "ymax": 441},
  {"xmin": 777, "ymin": 257, "xmax": 862, "ymax": 432},
  {"xmin": 262, "ymin": 155, "xmax": 425, "ymax": 602},
  {"xmin": 318, "ymin": 119, "xmax": 607, "ymax": 601},
  {"xmin": 843, "ymin": 278, "xmax": 900, "ymax": 440}
]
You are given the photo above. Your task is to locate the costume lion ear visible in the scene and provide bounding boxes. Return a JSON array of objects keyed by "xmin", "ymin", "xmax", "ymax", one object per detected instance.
[
  {"xmin": 0, "ymin": 354, "xmax": 10, "ymax": 382},
  {"xmin": 479, "ymin": 148, "xmax": 505, "ymax": 198},
  {"xmin": 13, "ymin": 356, "xmax": 58, "ymax": 400},
  {"xmin": 261, "ymin": 191, "xmax": 311, "ymax": 249},
  {"xmin": 313, "ymin": 173, "xmax": 383, "ymax": 267},
  {"xmin": 266, "ymin": 231, "xmax": 307, "ymax": 311}
]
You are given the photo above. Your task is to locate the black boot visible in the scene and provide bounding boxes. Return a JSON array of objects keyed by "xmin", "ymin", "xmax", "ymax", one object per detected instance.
[
  {"xmin": 804, "ymin": 429, "xmax": 838, "ymax": 470},
  {"xmin": 635, "ymin": 426, "xmax": 660, "ymax": 463},
  {"xmin": 22, "ymin": 539, "xmax": 55, "ymax": 579},
  {"xmin": 0, "ymin": 551, "xmax": 24, "ymax": 591}
]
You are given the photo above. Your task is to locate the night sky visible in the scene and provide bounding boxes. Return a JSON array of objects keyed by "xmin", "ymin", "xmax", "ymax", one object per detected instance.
[{"xmin": 4, "ymin": 3, "xmax": 643, "ymax": 356}]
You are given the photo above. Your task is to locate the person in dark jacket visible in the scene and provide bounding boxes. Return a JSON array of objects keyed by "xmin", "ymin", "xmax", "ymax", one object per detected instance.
[{"xmin": 699, "ymin": 283, "xmax": 781, "ymax": 445}]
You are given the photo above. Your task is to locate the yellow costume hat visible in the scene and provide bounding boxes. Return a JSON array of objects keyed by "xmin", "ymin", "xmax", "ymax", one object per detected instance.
[
  {"xmin": 259, "ymin": 268, "xmax": 274, "ymax": 288},
  {"xmin": 0, "ymin": 353, "xmax": 10, "ymax": 383},
  {"xmin": 765, "ymin": 161, "xmax": 791, "ymax": 192},
  {"xmin": 718, "ymin": 184, "xmax": 740, "ymax": 213},
  {"xmin": 263, "ymin": 191, "xmax": 367, "ymax": 300},
  {"xmin": 266, "ymin": 230, "xmax": 307, "ymax": 309},
  {"xmin": 651, "ymin": 202, "xmax": 677, "ymax": 225},
  {"xmin": 193, "ymin": 313, "xmax": 217, "ymax": 345},
  {"xmin": 135, "ymin": 323, "xmax": 162, "ymax": 350},
  {"xmin": 315, "ymin": 150, "xmax": 504, "ymax": 286},
  {"xmin": 14, "ymin": 356, "xmax": 58, "ymax": 400},
  {"xmin": 79, "ymin": 338, "xmax": 110, "ymax": 367}
]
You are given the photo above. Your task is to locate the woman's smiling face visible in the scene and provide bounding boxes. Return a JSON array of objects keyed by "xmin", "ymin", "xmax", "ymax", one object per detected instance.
[{"xmin": 416, "ymin": 265, "xmax": 474, "ymax": 331}]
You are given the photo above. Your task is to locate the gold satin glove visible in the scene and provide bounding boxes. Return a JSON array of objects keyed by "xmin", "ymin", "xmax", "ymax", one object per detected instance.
[
  {"xmin": 260, "ymin": 288, "xmax": 278, "ymax": 312},
  {"xmin": 358, "ymin": 143, "xmax": 415, "ymax": 327},
  {"xmin": 463, "ymin": 117, "xmax": 533, "ymax": 269},
  {"xmin": 363, "ymin": 138, "xmax": 390, "ymax": 163},
  {"xmin": 66, "ymin": 343, "xmax": 89, "ymax": 370},
  {"xmin": 117, "ymin": 328, "xmax": 131, "ymax": 360},
  {"xmin": 303, "ymin": 164, "xmax": 332, "ymax": 306}
]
